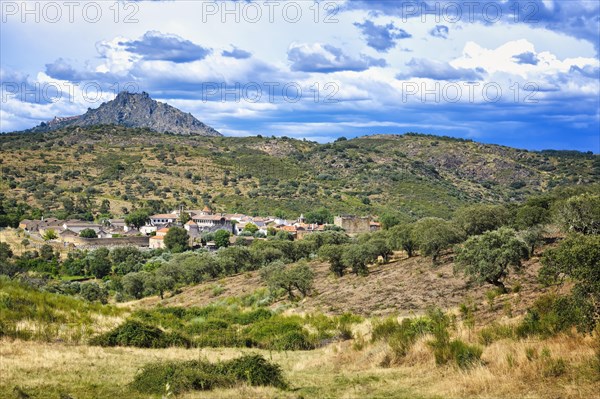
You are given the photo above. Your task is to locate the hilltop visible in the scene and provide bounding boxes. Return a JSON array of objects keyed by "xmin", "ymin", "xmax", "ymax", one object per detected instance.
[
  {"xmin": 0, "ymin": 128, "xmax": 598, "ymax": 220},
  {"xmin": 21, "ymin": 92, "xmax": 221, "ymax": 136}
]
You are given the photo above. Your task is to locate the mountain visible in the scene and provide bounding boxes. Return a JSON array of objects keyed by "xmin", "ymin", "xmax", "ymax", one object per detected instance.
[
  {"xmin": 0, "ymin": 127, "xmax": 597, "ymax": 220},
  {"xmin": 24, "ymin": 91, "xmax": 221, "ymax": 136}
]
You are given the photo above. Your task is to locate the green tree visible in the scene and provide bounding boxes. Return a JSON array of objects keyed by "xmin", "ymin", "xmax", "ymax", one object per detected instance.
[
  {"xmin": 179, "ymin": 212, "xmax": 191, "ymax": 224},
  {"xmin": 389, "ymin": 224, "xmax": 418, "ymax": 257},
  {"xmin": 88, "ymin": 247, "xmax": 111, "ymax": 278},
  {"xmin": 124, "ymin": 210, "xmax": 150, "ymax": 230},
  {"xmin": 455, "ymin": 227, "xmax": 529, "ymax": 293},
  {"xmin": 43, "ymin": 229, "xmax": 58, "ymax": 240},
  {"xmin": 243, "ymin": 223, "xmax": 259, "ymax": 234},
  {"xmin": 305, "ymin": 207, "xmax": 333, "ymax": 224},
  {"xmin": 514, "ymin": 205, "xmax": 549, "ymax": 229},
  {"xmin": 366, "ymin": 238, "xmax": 393, "ymax": 263},
  {"xmin": 79, "ymin": 282, "xmax": 108, "ymax": 303},
  {"xmin": 0, "ymin": 242, "xmax": 13, "ymax": 261},
  {"xmin": 214, "ymin": 229, "xmax": 231, "ymax": 248},
  {"xmin": 341, "ymin": 244, "xmax": 371, "ymax": 276},
  {"xmin": 260, "ymin": 260, "xmax": 314, "ymax": 299},
  {"xmin": 413, "ymin": 218, "xmax": 464, "ymax": 263},
  {"xmin": 121, "ymin": 272, "xmax": 146, "ymax": 299},
  {"xmin": 555, "ymin": 194, "xmax": 600, "ymax": 235},
  {"xmin": 318, "ymin": 244, "xmax": 346, "ymax": 277},
  {"xmin": 539, "ymin": 234, "xmax": 600, "ymax": 332},
  {"xmin": 379, "ymin": 212, "xmax": 402, "ymax": 230},
  {"xmin": 454, "ymin": 204, "xmax": 509, "ymax": 236},
  {"xmin": 98, "ymin": 199, "xmax": 111, "ymax": 214},
  {"xmin": 79, "ymin": 228, "xmax": 98, "ymax": 238},
  {"xmin": 520, "ymin": 227, "xmax": 544, "ymax": 257},
  {"xmin": 164, "ymin": 227, "xmax": 190, "ymax": 253}
]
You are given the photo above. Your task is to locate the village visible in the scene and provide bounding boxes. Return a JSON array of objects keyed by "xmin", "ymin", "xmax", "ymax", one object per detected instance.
[{"xmin": 18, "ymin": 207, "xmax": 381, "ymax": 251}]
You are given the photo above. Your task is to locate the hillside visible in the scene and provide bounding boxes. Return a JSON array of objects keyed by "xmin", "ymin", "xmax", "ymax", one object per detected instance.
[{"xmin": 1, "ymin": 127, "xmax": 597, "ymax": 220}]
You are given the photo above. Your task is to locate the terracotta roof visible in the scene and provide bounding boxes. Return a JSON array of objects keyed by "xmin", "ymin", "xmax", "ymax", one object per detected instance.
[
  {"xmin": 185, "ymin": 220, "xmax": 197, "ymax": 225},
  {"xmin": 281, "ymin": 225, "xmax": 297, "ymax": 232},
  {"xmin": 157, "ymin": 227, "xmax": 170, "ymax": 233},
  {"xmin": 150, "ymin": 236, "xmax": 164, "ymax": 240}
]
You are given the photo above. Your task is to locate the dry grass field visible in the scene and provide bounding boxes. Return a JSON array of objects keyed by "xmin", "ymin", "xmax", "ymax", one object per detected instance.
[{"xmin": 1, "ymin": 330, "xmax": 597, "ymax": 399}]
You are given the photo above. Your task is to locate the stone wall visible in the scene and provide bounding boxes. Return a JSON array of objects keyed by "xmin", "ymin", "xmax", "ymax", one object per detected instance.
[{"xmin": 333, "ymin": 216, "xmax": 371, "ymax": 235}]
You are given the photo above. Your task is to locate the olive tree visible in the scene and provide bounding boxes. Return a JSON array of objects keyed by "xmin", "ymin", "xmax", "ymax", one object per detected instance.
[
  {"xmin": 455, "ymin": 227, "xmax": 529, "ymax": 293},
  {"xmin": 412, "ymin": 218, "xmax": 464, "ymax": 263}
]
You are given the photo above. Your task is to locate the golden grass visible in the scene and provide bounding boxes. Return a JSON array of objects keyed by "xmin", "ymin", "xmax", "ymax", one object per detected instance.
[{"xmin": 1, "ymin": 328, "xmax": 597, "ymax": 399}]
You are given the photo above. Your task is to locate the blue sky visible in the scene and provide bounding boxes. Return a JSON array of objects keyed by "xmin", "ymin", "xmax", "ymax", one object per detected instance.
[{"xmin": 1, "ymin": 0, "xmax": 599, "ymax": 152}]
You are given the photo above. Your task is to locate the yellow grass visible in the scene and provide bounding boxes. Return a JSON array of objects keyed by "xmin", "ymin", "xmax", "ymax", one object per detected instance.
[{"xmin": 1, "ymin": 329, "xmax": 597, "ymax": 399}]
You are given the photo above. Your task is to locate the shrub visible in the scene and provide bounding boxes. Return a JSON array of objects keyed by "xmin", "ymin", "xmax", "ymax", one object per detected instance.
[
  {"xmin": 449, "ymin": 339, "xmax": 483, "ymax": 369},
  {"xmin": 372, "ymin": 316, "xmax": 433, "ymax": 361},
  {"xmin": 516, "ymin": 294, "xmax": 589, "ymax": 337},
  {"xmin": 130, "ymin": 354, "xmax": 286, "ymax": 394},
  {"xmin": 90, "ymin": 319, "xmax": 191, "ymax": 348}
]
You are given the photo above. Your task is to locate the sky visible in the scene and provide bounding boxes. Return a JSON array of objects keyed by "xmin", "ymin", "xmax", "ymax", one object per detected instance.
[{"xmin": 1, "ymin": 0, "xmax": 599, "ymax": 152}]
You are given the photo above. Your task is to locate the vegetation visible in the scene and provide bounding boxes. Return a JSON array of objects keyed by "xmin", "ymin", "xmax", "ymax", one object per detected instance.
[
  {"xmin": 130, "ymin": 354, "xmax": 286, "ymax": 394},
  {"xmin": 455, "ymin": 227, "xmax": 529, "ymax": 292}
]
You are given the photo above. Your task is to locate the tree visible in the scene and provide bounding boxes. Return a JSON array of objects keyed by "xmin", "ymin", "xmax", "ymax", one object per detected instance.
[
  {"xmin": 164, "ymin": 227, "xmax": 190, "ymax": 253},
  {"xmin": 305, "ymin": 207, "xmax": 333, "ymax": 224},
  {"xmin": 121, "ymin": 272, "xmax": 146, "ymax": 299},
  {"xmin": 260, "ymin": 261, "xmax": 314, "ymax": 299},
  {"xmin": 79, "ymin": 282, "xmax": 108, "ymax": 303},
  {"xmin": 319, "ymin": 244, "xmax": 345, "ymax": 276},
  {"xmin": 0, "ymin": 242, "xmax": 13, "ymax": 261},
  {"xmin": 124, "ymin": 210, "xmax": 150, "ymax": 230},
  {"xmin": 389, "ymin": 224, "xmax": 418, "ymax": 257},
  {"xmin": 520, "ymin": 227, "xmax": 544, "ymax": 257},
  {"xmin": 366, "ymin": 238, "xmax": 393, "ymax": 263},
  {"xmin": 88, "ymin": 247, "xmax": 111, "ymax": 278},
  {"xmin": 379, "ymin": 212, "xmax": 402, "ymax": 230},
  {"xmin": 40, "ymin": 244, "xmax": 56, "ymax": 261},
  {"xmin": 342, "ymin": 244, "xmax": 371, "ymax": 276},
  {"xmin": 539, "ymin": 234, "xmax": 600, "ymax": 332},
  {"xmin": 79, "ymin": 228, "xmax": 98, "ymax": 238},
  {"xmin": 98, "ymin": 199, "xmax": 111, "ymax": 214},
  {"xmin": 454, "ymin": 204, "xmax": 509, "ymax": 236},
  {"xmin": 43, "ymin": 229, "xmax": 58, "ymax": 240},
  {"xmin": 179, "ymin": 212, "xmax": 191, "ymax": 224},
  {"xmin": 455, "ymin": 227, "xmax": 529, "ymax": 293},
  {"xmin": 514, "ymin": 205, "xmax": 549, "ymax": 229},
  {"xmin": 413, "ymin": 218, "xmax": 464, "ymax": 263},
  {"xmin": 243, "ymin": 223, "xmax": 259, "ymax": 234},
  {"xmin": 214, "ymin": 229, "xmax": 231, "ymax": 248},
  {"xmin": 555, "ymin": 194, "xmax": 600, "ymax": 235}
]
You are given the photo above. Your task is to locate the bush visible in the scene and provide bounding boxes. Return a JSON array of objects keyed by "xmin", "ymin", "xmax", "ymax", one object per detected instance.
[
  {"xmin": 449, "ymin": 339, "xmax": 482, "ymax": 369},
  {"xmin": 90, "ymin": 319, "xmax": 191, "ymax": 348},
  {"xmin": 130, "ymin": 354, "xmax": 286, "ymax": 394},
  {"xmin": 516, "ymin": 295, "xmax": 590, "ymax": 337},
  {"xmin": 372, "ymin": 316, "xmax": 433, "ymax": 362}
]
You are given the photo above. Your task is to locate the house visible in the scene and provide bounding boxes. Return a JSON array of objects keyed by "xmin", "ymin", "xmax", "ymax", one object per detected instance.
[
  {"xmin": 149, "ymin": 213, "xmax": 178, "ymax": 226},
  {"xmin": 140, "ymin": 225, "xmax": 157, "ymax": 235},
  {"xmin": 149, "ymin": 235, "xmax": 165, "ymax": 249},
  {"xmin": 38, "ymin": 219, "xmax": 66, "ymax": 237},
  {"xmin": 62, "ymin": 221, "xmax": 103, "ymax": 234},
  {"xmin": 156, "ymin": 227, "xmax": 170, "ymax": 237},
  {"xmin": 19, "ymin": 219, "xmax": 40, "ymax": 232}
]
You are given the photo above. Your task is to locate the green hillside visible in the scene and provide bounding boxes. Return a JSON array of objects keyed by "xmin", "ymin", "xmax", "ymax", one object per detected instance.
[{"xmin": 0, "ymin": 126, "xmax": 598, "ymax": 221}]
